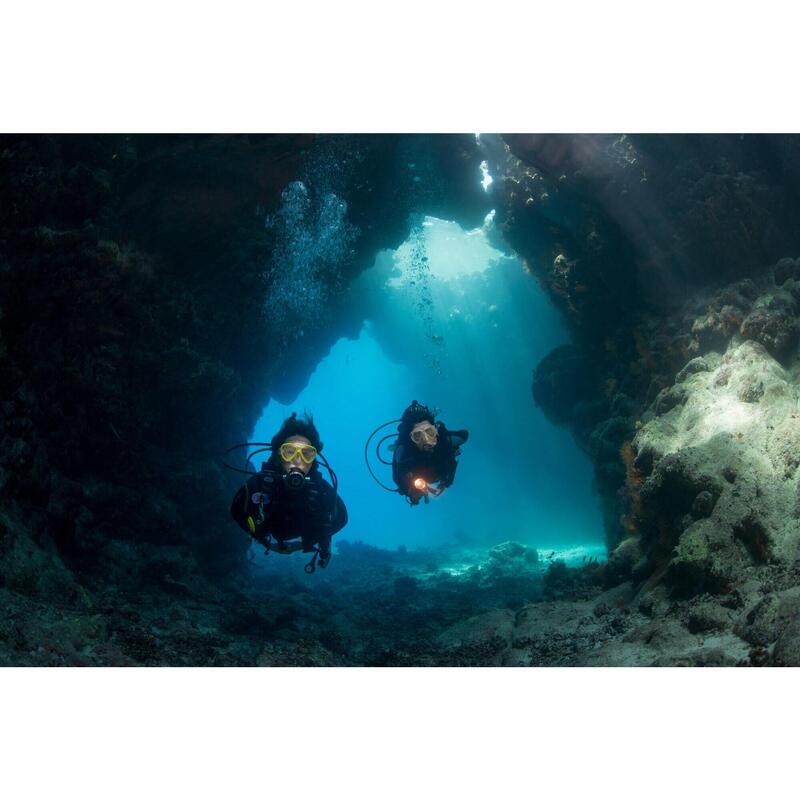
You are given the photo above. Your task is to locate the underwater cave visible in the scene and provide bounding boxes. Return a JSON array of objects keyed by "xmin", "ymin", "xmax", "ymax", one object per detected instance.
[
  {"xmin": 252, "ymin": 211, "xmax": 605, "ymax": 556},
  {"xmin": 5, "ymin": 132, "xmax": 800, "ymax": 666}
]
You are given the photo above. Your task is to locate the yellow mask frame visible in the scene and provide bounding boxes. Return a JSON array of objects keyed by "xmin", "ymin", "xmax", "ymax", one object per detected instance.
[{"xmin": 279, "ymin": 442, "xmax": 318, "ymax": 464}]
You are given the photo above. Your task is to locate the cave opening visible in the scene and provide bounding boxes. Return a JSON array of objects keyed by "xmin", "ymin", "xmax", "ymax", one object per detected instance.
[{"xmin": 250, "ymin": 210, "xmax": 605, "ymax": 559}]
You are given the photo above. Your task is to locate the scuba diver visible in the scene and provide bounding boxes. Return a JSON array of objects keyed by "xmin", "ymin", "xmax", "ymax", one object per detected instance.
[
  {"xmin": 226, "ymin": 412, "xmax": 347, "ymax": 572},
  {"xmin": 365, "ymin": 400, "xmax": 469, "ymax": 506}
]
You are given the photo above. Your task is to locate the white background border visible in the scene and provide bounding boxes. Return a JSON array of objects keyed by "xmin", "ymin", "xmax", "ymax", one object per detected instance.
[{"xmin": 1, "ymin": 2, "xmax": 798, "ymax": 797}]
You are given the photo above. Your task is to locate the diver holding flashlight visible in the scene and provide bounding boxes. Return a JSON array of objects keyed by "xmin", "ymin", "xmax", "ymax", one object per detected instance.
[
  {"xmin": 229, "ymin": 412, "xmax": 347, "ymax": 568},
  {"xmin": 391, "ymin": 400, "xmax": 469, "ymax": 506}
]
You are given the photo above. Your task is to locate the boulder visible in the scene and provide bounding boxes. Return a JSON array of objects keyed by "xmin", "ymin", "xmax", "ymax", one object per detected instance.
[
  {"xmin": 605, "ymin": 537, "xmax": 643, "ymax": 585},
  {"xmin": 740, "ymin": 306, "xmax": 799, "ymax": 361},
  {"xmin": 734, "ymin": 587, "xmax": 800, "ymax": 646},
  {"xmin": 687, "ymin": 602, "xmax": 731, "ymax": 634},
  {"xmin": 772, "ymin": 618, "xmax": 800, "ymax": 665}
]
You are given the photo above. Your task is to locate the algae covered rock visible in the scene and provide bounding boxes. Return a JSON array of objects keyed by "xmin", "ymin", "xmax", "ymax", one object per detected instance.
[
  {"xmin": 772, "ymin": 619, "xmax": 800, "ymax": 666},
  {"xmin": 686, "ymin": 601, "xmax": 731, "ymax": 634},
  {"xmin": 605, "ymin": 536, "xmax": 643, "ymax": 585},
  {"xmin": 488, "ymin": 540, "xmax": 538, "ymax": 565},
  {"xmin": 666, "ymin": 524, "xmax": 713, "ymax": 595},
  {"xmin": 734, "ymin": 587, "xmax": 800, "ymax": 647},
  {"xmin": 740, "ymin": 305, "xmax": 799, "ymax": 361},
  {"xmin": 675, "ymin": 356, "xmax": 711, "ymax": 383},
  {"xmin": 532, "ymin": 344, "xmax": 601, "ymax": 427},
  {"xmin": 0, "ymin": 511, "xmax": 78, "ymax": 603},
  {"xmin": 691, "ymin": 490, "xmax": 715, "ymax": 519},
  {"xmin": 773, "ymin": 257, "xmax": 800, "ymax": 284},
  {"xmin": 632, "ymin": 330, "xmax": 800, "ymax": 594}
]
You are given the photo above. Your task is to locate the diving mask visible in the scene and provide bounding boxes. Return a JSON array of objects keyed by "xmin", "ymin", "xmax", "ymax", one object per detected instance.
[
  {"xmin": 279, "ymin": 442, "xmax": 318, "ymax": 464},
  {"xmin": 411, "ymin": 424, "xmax": 438, "ymax": 445}
]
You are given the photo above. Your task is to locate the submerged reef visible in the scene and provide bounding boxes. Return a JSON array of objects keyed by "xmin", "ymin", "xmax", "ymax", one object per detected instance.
[
  {"xmin": 0, "ymin": 535, "xmax": 771, "ymax": 667},
  {"xmin": 498, "ymin": 135, "xmax": 800, "ymax": 664},
  {"xmin": 5, "ymin": 134, "xmax": 800, "ymax": 665}
]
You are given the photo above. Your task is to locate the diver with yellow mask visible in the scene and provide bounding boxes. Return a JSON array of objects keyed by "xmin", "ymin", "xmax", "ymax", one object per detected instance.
[{"xmin": 227, "ymin": 412, "xmax": 347, "ymax": 572}]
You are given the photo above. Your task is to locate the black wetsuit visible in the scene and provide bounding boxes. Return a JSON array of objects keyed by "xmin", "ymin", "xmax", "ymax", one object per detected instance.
[
  {"xmin": 230, "ymin": 463, "xmax": 347, "ymax": 554},
  {"xmin": 392, "ymin": 423, "xmax": 469, "ymax": 505}
]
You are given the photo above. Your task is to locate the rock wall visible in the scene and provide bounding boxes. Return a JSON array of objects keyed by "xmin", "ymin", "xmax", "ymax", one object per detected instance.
[
  {"xmin": 0, "ymin": 134, "xmax": 488, "ymax": 604},
  {"xmin": 485, "ymin": 134, "xmax": 800, "ymax": 558},
  {"xmin": 627, "ymin": 267, "xmax": 800, "ymax": 586}
]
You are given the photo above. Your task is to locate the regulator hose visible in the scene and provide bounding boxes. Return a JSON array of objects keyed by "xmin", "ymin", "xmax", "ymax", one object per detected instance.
[{"xmin": 364, "ymin": 419, "xmax": 402, "ymax": 493}]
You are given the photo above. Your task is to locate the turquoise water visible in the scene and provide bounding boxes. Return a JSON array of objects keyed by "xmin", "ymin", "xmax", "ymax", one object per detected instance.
[{"xmin": 252, "ymin": 215, "xmax": 604, "ymax": 553}]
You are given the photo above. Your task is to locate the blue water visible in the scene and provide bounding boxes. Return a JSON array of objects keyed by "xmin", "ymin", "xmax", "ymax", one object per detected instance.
[{"xmin": 252, "ymin": 215, "xmax": 604, "ymax": 553}]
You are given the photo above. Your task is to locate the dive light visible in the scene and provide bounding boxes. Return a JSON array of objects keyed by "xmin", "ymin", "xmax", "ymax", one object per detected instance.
[{"xmin": 413, "ymin": 477, "xmax": 444, "ymax": 496}]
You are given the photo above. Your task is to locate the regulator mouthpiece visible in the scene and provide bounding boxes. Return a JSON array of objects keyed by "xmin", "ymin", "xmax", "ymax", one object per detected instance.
[{"xmin": 284, "ymin": 470, "xmax": 307, "ymax": 491}]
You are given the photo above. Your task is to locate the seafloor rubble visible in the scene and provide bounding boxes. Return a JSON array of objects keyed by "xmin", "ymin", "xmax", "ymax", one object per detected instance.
[{"xmin": 2, "ymin": 534, "xmax": 791, "ymax": 667}]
